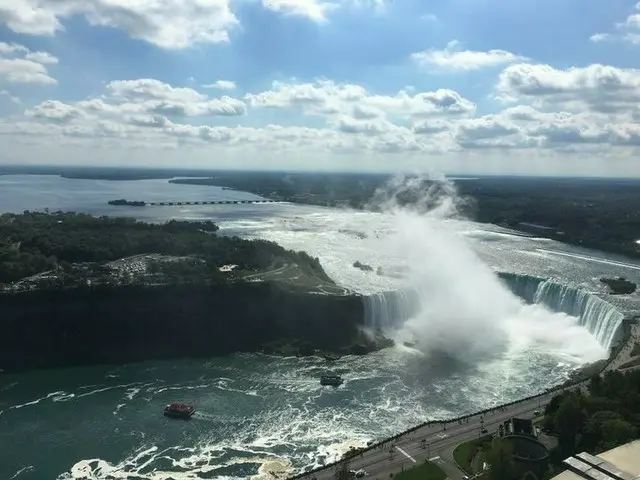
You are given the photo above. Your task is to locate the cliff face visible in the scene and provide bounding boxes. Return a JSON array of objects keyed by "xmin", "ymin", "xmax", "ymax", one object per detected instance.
[{"xmin": 0, "ymin": 282, "xmax": 366, "ymax": 373}]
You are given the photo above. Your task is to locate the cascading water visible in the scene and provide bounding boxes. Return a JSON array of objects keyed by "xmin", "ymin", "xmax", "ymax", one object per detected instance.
[
  {"xmin": 357, "ymin": 176, "xmax": 617, "ymax": 365},
  {"xmin": 496, "ymin": 272, "xmax": 544, "ymax": 304},
  {"xmin": 364, "ymin": 273, "xmax": 624, "ymax": 357},
  {"xmin": 498, "ymin": 273, "xmax": 624, "ymax": 351},
  {"xmin": 363, "ymin": 289, "xmax": 422, "ymax": 331}
]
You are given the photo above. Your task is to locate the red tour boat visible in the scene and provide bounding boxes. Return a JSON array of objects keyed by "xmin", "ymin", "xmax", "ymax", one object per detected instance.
[{"xmin": 163, "ymin": 402, "xmax": 196, "ymax": 419}]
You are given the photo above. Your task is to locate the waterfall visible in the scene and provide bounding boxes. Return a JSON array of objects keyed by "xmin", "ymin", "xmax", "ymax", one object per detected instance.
[
  {"xmin": 496, "ymin": 272, "xmax": 544, "ymax": 304},
  {"xmin": 500, "ymin": 273, "xmax": 624, "ymax": 350},
  {"xmin": 363, "ymin": 289, "xmax": 422, "ymax": 331},
  {"xmin": 363, "ymin": 272, "xmax": 625, "ymax": 351},
  {"xmin": 532, "ymin": 279, "xmax": 624, "ymax": 350}
]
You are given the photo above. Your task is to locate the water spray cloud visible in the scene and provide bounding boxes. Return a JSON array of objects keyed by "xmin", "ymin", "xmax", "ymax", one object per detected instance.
[{"xmin": 363, "ymin": 174, "xmax": 607, "ymax": 366}]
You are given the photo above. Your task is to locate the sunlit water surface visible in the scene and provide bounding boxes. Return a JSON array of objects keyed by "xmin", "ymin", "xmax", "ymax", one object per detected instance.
[{"xmin": 0, "ymin": 175, "xmax": 638, "ymax": 480}]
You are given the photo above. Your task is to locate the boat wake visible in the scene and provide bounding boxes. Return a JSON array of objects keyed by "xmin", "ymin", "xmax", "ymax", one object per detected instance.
[{"xmin": 5, "ymin": 175, "xmax": 635, "ymax": 480}]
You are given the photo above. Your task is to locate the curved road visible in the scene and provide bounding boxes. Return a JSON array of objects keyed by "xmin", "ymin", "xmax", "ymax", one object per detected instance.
[
  {"xmin": 294, "ymin": 325, "xmax": 638, "ymax": 480},
  {"xmin": 305, "ymin": 393, "xmax": 554, "ymax": 480}
]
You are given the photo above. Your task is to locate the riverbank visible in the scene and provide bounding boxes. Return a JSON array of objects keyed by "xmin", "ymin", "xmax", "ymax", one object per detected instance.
[
  {"xmin": 0, "ymin": 212, "xmax": 392, "ymax": 373},
  {"xmin": 287, "ymin": 314, "xmax": 640, "ymax": 480},
  {"xmin": 166, "ymin": 175, "xmax": 640, "ymax": 260},
  {"xmin": 0, "ymin": 281, "xmax": 391, "ymax": 373}
]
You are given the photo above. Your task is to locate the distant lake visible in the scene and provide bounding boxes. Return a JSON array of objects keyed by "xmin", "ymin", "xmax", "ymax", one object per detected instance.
[{"xmin": 0, "ymin": 174, "xmax": 286, "ymax": 226}]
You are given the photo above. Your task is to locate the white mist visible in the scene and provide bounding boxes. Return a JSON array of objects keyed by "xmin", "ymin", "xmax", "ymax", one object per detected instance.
[{"xmin": 369, "ymin": 176, "xmax": 607, "ymax": 366}]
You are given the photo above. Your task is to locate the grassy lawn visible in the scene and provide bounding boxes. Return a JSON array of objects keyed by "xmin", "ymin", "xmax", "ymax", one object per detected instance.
[
  {"xmin": 453, "ymin": 435, "xmax": 493, "ymax": 474},
  {"xmin": 238, "ymin": 263, "xmax": 350, "ymax": 295},
  {"xmin": 393, "ymin": 461, "xmax": 446, "ymax": 480}
]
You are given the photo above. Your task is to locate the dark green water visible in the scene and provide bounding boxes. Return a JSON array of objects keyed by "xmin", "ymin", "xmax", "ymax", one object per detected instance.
[
  {"xmin": 1, "ymin": 348, "xmax": 581, "ymax": 480},
  {"xmin": 1, "ymin": 174, "xmax": 630, "ymax": 480}
]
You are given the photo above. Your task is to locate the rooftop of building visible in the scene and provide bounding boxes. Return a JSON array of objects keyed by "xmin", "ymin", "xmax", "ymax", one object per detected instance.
[{"xmin": 551, "ymin": 440, "xmax": 640, "ymax": 480}]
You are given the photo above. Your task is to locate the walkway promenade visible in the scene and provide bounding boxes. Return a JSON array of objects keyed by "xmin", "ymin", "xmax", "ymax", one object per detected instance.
[
  {"xmin": 297, "ymin": 388, "xmax": 572, "ymax": 480},
  {"xmin": 290, "ymin": 320, "xmax": 638, "ymax": 480}
]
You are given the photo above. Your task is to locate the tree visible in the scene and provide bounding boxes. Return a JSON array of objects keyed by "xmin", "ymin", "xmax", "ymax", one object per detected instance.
[
  {"xmin": 588, "ymin": 374, "xmax": 603, "ymax": 397},
  {"xmin": 486, "ymin": 438, "xmax": 515, "ymax": 480},
  {"xmin": 583, "ymin": 411, "xmax": 623, "ymax": 451},
  {"xmin": 554, "ymin": 393, "xmax": 586, "ymax": 454},
  {"xmin": 598, "ymin": 419, "xmax": 637, "ymax": 452}
]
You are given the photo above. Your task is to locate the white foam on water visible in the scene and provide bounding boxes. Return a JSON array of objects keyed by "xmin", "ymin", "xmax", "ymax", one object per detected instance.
[
  {"xmin": 9, "ymin": 465, "xmax": 34, "ymax": 479},
  {"xmin": 25, "ymin": 176, "xmax": 634, "ymax": 480},
  {"xmin": 9, "ymin": 391, "xmax": 66, "ymax": 410}
]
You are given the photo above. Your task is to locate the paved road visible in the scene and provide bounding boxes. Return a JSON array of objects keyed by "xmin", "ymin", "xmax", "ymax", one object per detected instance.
[
  {"xmin": 292, "ymin": 323, "xmax": 638, "ymax": 480},
  {"xmin": 304, "ymin": 393, "xmax": 558, "ymax": 480}
]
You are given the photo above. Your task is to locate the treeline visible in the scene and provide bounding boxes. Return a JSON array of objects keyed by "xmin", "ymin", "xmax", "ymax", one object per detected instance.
[
  {"xmin": 541, "ymin": 370, "xmax": 639, "ymax": 477},
  {"xmin": 456, "ymin": 177, "xmax": 640, "ymax": 259},
  {"xmin": 169, "ymin": 172, "xmax": 386, "ymax": 208},
  {"xmin": 0, "ymin": 211, "xmax": 328, "ymax": 283},
  {"xmin": 178, "ymin": 173, "xmax": 640, "ymax": 259}
]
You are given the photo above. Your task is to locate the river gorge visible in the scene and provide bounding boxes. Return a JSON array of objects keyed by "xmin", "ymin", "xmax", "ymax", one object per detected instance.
[{"xmin": 0, "ymin": 174, "xmax": 638, "ymax": 480}]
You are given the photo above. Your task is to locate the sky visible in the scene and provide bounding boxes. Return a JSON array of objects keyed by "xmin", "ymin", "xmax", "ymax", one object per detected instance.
[{"xmin": 0, "ymin": 0, "xmax": 639, "ymax": 177}]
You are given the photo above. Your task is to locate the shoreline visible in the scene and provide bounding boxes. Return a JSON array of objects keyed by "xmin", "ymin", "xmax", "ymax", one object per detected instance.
[{"xmin": 286, "ymin": 314, "xmax": 639, "ymax": 480}]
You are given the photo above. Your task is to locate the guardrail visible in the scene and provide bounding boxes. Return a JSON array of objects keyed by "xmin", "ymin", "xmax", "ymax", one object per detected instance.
[
  {"xmin": 287, "ymin": 373, "xmax": 599, "ymax": 479},
  {"xmin": 288, "ymin": 316, "xmax": 638, "ymax": 479}
]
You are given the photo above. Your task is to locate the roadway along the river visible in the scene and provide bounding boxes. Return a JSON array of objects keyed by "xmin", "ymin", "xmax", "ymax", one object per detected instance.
[
  {"xmin": 296, "ymin": 320, "xmax": 640, "ymax": 480},
  {"xmin": 304, "ymin": 390, "xmax": 566, "ymax": 480}
]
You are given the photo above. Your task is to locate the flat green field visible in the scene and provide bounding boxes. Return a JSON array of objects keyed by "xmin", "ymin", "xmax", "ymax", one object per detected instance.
[
  {"xmin": 453, "ymin": 434, "xmax": 493, "ymax": 474},
  {"xmin": 239, "ymin": 263, "xmax": 351, "ymax": 295}
]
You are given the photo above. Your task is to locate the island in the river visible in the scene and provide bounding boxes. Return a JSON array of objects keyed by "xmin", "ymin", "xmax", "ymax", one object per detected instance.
[
  {"xmin": 353, "ymin": 261, "xmax": 374, "ymax": 272},
  {"xmin": 600, "ymin": 277, "xmax": 637, "ymax": 295},
  {"xmin": 2, "ymin": 166, "xmax": 638, "ymax": 259},
  {"xmin": 0, "ymin": 212, "xmax": 390, "ymax": 373},
  {"xmin": 108, "ymin": 198, "xmax": 146, "ymax": 206},
  {"xmin": 167, "ymin": 173, "xmax": 640, "ymax": 259}
]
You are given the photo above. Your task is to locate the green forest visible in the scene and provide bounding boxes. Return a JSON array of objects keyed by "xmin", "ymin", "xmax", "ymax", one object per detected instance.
[
  {"xmin": 0, "ymin": 211, "xmax": 328, "ymax": 284},
  {"xmin": 479, "ymin": 370, "xmax": 639, "ymax": 480},
  {"xmin": 540, "ymin": 370, "xmax": 639, "ymax": 478},
  {"xmin": 169, "ymin": 173, "xmax": 640, "ymax": 258}
]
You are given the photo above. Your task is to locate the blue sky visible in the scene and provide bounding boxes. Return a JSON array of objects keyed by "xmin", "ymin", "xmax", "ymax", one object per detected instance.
[{"xmin": 0, "ymin": 0, "xmax": 639, "ymax": 176}]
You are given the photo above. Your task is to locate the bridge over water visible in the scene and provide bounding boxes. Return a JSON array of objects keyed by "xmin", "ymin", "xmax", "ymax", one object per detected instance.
[{"xmin": 146, "ymin": 200, "xmax": 282, "ymax": 206}]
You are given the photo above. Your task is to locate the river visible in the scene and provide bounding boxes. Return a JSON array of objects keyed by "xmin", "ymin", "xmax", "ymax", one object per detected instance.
[{"xmin": 0, "ymin": 174, "xmax": 638, "ymax": 480}]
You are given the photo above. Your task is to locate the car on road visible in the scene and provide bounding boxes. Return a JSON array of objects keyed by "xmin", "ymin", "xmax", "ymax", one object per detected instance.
[
  {"xmin": 481, "ymin": 427, "xmax": 488, "ymax": 434},
  {"xmin": 534, "ymin": 410, "xmax": 541, "ymax": 416}
]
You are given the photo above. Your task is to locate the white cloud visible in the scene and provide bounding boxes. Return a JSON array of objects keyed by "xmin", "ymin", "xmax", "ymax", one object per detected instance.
[
  {"xmin": 0, "ymin": 42, "xmax": 57, "ymax": 84},
  {"xmin": 589, "ymin": 33, "xmax": 612, "ymax": 43},
  {"xmin": 261, "ymin": 0, "xmax": 387, "ymax": 22},
  {"xmin": 25, "ymin": 51, "xmax": 59, "ymax": 64},
  {"xmin": 496, "ymin": 63, "xmax": 640, "ymax": 114},
  {"xmin": 25, "ymin": 100, "xmax": 85, "ymax": 123},
  {"xmin": 411, "ymin": 40, "xmax": 526, "ymax": 71},
  {"xmin": 0, "ymin": 0, "xmax": 399, "ymax": 49},
  {"xmin": 245, "ymin": 80, "xmax": 476, "ymax": 119},
  {"xmin": 262, "ymin": 0, "xmax": 337, "ymax": 22},
  {"xmin": 0, "ymin": 89, "xmax": 20, "ymax": 104},
  {"xmin": 332, "ymin": 115, "xmax": 403, "ymax": 136},
  {"xmin": 1, "ymin": 68, "xmax": 639, "ymax": 174},
  {"xmin": 0, "ymin": 0, "xmax": 239, "ymax": 49},
  {"xmin": 0, "ymin": 43, "xmax": 28, "ymax": 55},
  {"xmin": 590, "ymin": 5, "xmax": 640, "ymax": 45},
  {"xmin": 202, "ymin": 80, "xmax": 236, "ymax": 90},
  {"xmin": 412, "ymin": 119, "xmax": 451, "ymax": 134},
  {"xmin": 103, "ymin": 78, "xmax": 246, "ymax": 116}
]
